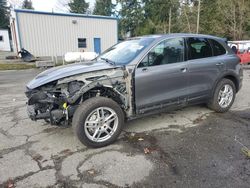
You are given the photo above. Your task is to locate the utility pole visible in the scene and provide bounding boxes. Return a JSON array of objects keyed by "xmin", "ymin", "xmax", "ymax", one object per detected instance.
[
  {"xmin": 196, "ymin": 0, "xmax": 201, "ymax": 34},
  {"xmin": 168, "ymin": 7, "xmax": 172, "ymax": 33}
]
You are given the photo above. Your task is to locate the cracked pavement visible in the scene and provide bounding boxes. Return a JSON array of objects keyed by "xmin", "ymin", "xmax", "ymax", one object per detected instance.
[{"xmin": 0, "ymin": 69, "xmax": 249, "ymax": 188}]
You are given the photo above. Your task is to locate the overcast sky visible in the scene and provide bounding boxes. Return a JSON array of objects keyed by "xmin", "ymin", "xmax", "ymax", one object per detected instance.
[{"xmin": 8, "ymin": 0, "xmax": 96, "ymax": 12}]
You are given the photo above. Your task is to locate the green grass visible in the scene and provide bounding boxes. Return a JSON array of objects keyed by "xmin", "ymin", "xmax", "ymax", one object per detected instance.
[{"xmin": 0, "ymin": 63, "xmax": 36, "ymax": 70}]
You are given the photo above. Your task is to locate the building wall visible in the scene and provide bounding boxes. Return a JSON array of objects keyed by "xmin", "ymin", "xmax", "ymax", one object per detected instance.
[
  {"xmin": 15, "ymin": 10, "xmax": 118, "ymax": 56},
  {"xmin": 0, "ymin": 30, "xmax": 11, "ymax": 52}
]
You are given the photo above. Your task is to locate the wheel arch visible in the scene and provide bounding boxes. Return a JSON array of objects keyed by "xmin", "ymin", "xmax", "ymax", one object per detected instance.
[
  {"xmin": 81, "ymin": 86, "xmax": 127, "ymax": 111},
  {"xmin": 212, "ymin": 72, "xmax": 240, "ymax": 97},
  {"xmin": 223, "ymin": 75, "xmax": 239, "ymax": 92}
]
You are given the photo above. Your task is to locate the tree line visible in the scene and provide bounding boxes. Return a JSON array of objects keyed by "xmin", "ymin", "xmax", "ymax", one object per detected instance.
[
  {"xmin": 0, "ymin": 0, "xmax": 33, "ymax": 30},
  {"xmin": 68, "ymin": 0, "xmax": 250, "ymax": 40},
  {"xmin": 1, "ymin": 0, "xmax": 250, "ymax": 40}
]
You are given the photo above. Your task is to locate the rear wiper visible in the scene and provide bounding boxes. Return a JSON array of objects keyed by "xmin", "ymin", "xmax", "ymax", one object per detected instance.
[{"xmin": 100, "ymin": 58, "xmax": 116, "ymax": 66}]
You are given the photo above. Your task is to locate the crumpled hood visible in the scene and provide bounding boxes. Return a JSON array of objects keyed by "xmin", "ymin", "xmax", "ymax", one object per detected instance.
[{"xmin": 27, "ymin": 61, "xmax": 114, "ymax": 89}]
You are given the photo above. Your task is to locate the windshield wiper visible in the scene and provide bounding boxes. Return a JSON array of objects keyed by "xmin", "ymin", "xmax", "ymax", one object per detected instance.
[{"xmin": 100, "ymin": 58, "xmax": 116, "ymax": 66}]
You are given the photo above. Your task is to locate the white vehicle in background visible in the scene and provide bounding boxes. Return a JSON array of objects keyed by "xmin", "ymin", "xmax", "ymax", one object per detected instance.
[
  {"xmin": 228, "ymin": 40, "xmax": 250, "ymax": 64},
  {"xmin": 228, "ymin": 40, "xmax": 250, "ymax": 52}
]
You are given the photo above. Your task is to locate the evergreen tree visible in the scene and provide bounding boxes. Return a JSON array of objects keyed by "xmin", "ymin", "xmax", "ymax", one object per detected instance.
[
  {"xmin": 22, "ymin": 0, "xmax": 34, "ymax": 10},
  {"xmin": 178, "ymin": 0, "xmax": 199, "ymax": 33},
  {"xmin": 0, "ymin": 0, "xmax": 9, "ymax": 29},
  {"xmin": 117, "ymin": 0, "xmax": 250, "ymax": 40},
  {"xmin": 141, "ymin": 0, "xmax": 180, "ymax": 34},
  {"xmin": 93, "ymin": 0, "xmax": 114, "ymax": 16},
  {"xmin": 199, "ymin": 0, "xmax": 223, "ymax": 36},
  {"xmin": 68, "ymin": 0, "xmax": 89, "ymax": 14},
  {"xmin": 216, "ymin": 0, "xmax": 250, "ymax": 40},
  {"xmin": 118, "ymin": 0, "xmax": 144, "ymax": 37}
]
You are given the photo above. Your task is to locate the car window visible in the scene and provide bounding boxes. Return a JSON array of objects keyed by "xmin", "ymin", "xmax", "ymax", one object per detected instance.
[
  {"xmin": 138, "ymin": 37, "xmax": 184, "ymax": 67},
  {"xmin": 210, "ymin": 39, "xmax": 226, "ymax": 56},
  {"xmin": 187, "ymin": 38, "xmax": 213, "ymax": 60},
  {"xmin": 97, "ymin": 38, "xmax": 154, "ymax": 65}
]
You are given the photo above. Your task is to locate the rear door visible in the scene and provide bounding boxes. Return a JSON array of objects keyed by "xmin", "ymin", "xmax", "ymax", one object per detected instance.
[
  {"xmin": 134, "ymin": 37, "xmax": 189, "ymax": 113},
  {"xmin": 186, "ymin": 37, "xmax": 227, "ymax": 102}
]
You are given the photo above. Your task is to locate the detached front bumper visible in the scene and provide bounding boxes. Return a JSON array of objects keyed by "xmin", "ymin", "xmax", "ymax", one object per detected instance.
[
  {"xmin": 27, "ymin": 104, "xmax": 51, "ymax": 121},
  {"xmin": 27, "ymin": 105, "xmax": 37, "ymax": 120}
]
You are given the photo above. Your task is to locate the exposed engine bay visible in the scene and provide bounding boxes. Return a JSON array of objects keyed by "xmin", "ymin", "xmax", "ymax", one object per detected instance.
[{"xmin": 25, "ymin": 67, "xmax": 133, "ymax": 126}]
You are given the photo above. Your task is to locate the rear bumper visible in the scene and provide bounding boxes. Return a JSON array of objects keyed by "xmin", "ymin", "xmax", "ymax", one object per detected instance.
[
  {"xmin": 239, "ymin": 76, "xmax": 243, "ymax": 91},
  {"xmin": 238, "ymin": 66, "xmax": 243, "ymax": 91}
]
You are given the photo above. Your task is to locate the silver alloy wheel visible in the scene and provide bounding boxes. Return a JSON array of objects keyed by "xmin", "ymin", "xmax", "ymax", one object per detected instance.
[
  {"xmin": 218, "ymin": 84, "xmax": 234, "ymax": 108},
  {"xmin": 84, "ymin": 107, "xmax": 118, "ymax": 143}
]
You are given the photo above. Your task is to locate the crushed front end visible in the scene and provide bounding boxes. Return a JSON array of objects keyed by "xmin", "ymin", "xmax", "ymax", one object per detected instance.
[
  {"xmin": 25, "ymin": 66, "xmax": 132, "ymax": 126},
  {"xmin": 25, "ymin": 80, "xmax": 81, "ymax": 125}
]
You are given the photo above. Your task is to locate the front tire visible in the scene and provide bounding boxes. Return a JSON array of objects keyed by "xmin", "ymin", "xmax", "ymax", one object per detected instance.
[
  {"xmin": 72, "ymin": 97, "xmax": 124, "ymax": 148},
  {"xmin": 208, "ymin": 78, "xmax": 236, "ymax": 113}
]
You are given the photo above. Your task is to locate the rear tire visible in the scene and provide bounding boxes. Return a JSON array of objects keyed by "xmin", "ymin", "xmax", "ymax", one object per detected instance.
[
  {"xmin": 72, "ymin": 97, "xmax": 124, "ymax": 148},
  {"xmin": 207, "ymin": 79, "xmax": 236, "ymax": 113}
]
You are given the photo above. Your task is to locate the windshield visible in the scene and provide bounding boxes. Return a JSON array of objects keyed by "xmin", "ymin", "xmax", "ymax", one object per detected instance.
[{"xmin": 97, "ymin": 38, "xmax": 155, "ymax": 65}]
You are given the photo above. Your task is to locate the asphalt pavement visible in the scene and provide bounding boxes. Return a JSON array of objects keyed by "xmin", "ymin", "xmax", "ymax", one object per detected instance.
[{"xmin": 0, "ymin": 68, "xmax": 249, "ymax": 188}]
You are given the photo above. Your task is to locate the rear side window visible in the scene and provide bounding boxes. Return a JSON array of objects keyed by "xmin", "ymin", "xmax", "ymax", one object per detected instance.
[
  {"xmin": 187, "ymin": 38, "xmax": 213, "ymax": 60},
  {"xmin": 209, "ymin": 39, "xmax": 226, "ymax": 56}
]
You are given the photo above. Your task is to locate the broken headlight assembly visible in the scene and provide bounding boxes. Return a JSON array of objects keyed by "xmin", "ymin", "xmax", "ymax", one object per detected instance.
[{"xmin": 26, "ymin": 81, "xmax": 84, "ymax": 125}]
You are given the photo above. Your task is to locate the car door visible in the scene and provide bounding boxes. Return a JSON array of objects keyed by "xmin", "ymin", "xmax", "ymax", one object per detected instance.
[
  {"xmin": 134, "ymin": 37, "xmax": 189, "ymax": 113},
  {"xmin": 186, "ymin": 37, "xmax": 227, "ymax": 102}
]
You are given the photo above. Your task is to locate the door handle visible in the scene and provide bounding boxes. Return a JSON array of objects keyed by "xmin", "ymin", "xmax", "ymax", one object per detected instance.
[
  {"xmin": 216, "ymin": 62, "xmax": 224, "ymax": 66},
  {"xmin": 180, "ymin": 68, "xmax": 187, "ymax": 73},
  {"xmin": 142, "ymin": 67, "xmax": 148, "ymax": 72}
]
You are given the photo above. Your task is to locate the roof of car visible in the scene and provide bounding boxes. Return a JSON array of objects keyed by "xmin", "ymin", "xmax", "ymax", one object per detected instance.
[{"xmin": 136, "ymin": 33, "xmax": 226, "ymax": 41}]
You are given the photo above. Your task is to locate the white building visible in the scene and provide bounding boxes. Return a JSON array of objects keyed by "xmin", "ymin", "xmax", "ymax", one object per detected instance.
[
  {"xmin": 0, "ymin": 29, "xmax": 11, "ymax": 52},
  {"xmin": 10, "ymin": 9, "xmax": 118, "ymax": 57}
]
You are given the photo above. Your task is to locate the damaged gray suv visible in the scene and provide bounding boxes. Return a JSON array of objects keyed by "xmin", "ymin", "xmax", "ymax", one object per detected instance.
[{"xmin": 26, "ymin": 34, "xmax": 243, "ymax": 147}]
